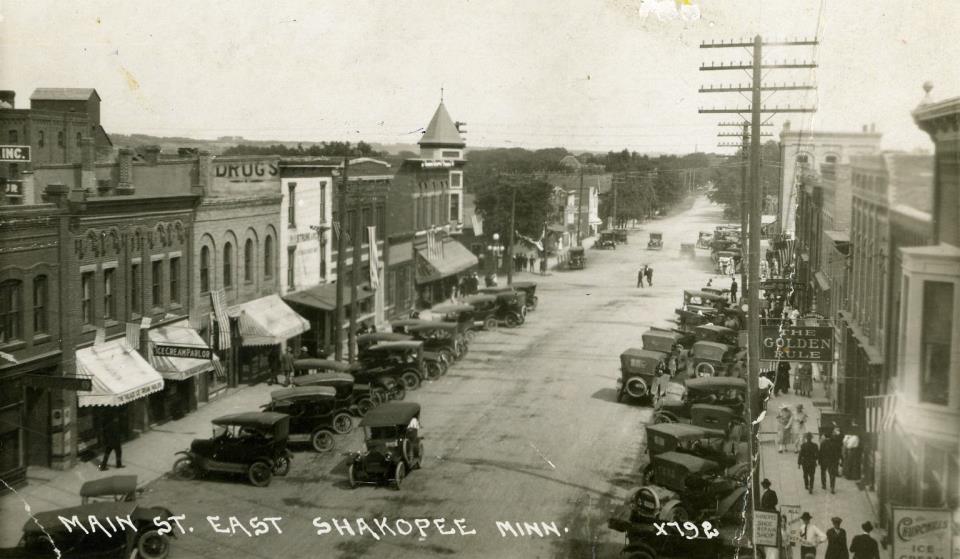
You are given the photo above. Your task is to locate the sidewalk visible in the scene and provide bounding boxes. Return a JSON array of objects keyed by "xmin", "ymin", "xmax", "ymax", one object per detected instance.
[
  {"xmin": 0, "ymin": 382, "xmax": 274, "ymax": 546},
  {"xmin": 757, "ymin": 377, "xmax": 882, "ymax": 558}
]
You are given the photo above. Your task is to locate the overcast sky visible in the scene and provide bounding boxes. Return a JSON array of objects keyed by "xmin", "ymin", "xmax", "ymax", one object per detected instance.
[{"xmin": 1, "ymin": 0, "xmax": 956, "ymax": 154}]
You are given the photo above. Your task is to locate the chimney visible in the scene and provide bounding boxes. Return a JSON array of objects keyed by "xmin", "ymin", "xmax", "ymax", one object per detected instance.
[
  {"xmin": 195, "ymin": 151, "xmax": 211, "ymax": 195},
  {"xmin": 0, "ymin": 90, "xmax": 14, "ymax": 108},
  {"xmin": 20, "ymin": 171, "xmax": 34, "ymax": 204},
  {"xmin": 43, "ymin": 182, "xmax": 69, "ymax": 207},
  {"xmin": 143, "ymin": 146, "xmax": 161, "ymax": 165},
  {"xmin": 116, "ymin": 148, "xmax": 135, "ymax": 195},
  {"xmin": 80, "ymin": 137, "xmax": 96, "ymax": 192}
]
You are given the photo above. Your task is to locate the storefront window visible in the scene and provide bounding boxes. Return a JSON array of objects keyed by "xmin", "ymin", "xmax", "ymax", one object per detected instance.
[
  {"xmin": 0, "ymin": 280, "xmax": 22, "ymax": 341},
  {"xmin": 921, "ymin": 444, "xmax": 953, "ymax": 508},
  {"xmin": 103, "ymin": 269, "xmax": 115, "ymax": 320},
  {"xmin": 32, "ymin": 276, "xmax": 47, "ymax": 334},
  {"xmin": 80, "ymin": 273, "xmax": 93, "ymax": 325},
  {"xmin": 263, "ymin": 236, "xmax": 273, "ymax": 279},
  {"xmin": 920, "ymin": 281, "xmax": 953, "ymax": 405},
  {"xmin": 169, "ymin": 257, "xmax": 180, "ymax": 304},
  {"xmin": 130, "ymin": 263, "xmax": 141, "ymax": 315}
]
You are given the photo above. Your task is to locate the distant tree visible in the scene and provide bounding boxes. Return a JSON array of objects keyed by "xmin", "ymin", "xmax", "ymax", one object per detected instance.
[
  {"xmin": 221, "ymin": 141, "xmax": 384, "ymax": 158},
  {"xmin": 473, "ymin": 174, "xmax": 557, "ymax": 239},
  {"xmin": 708, "ymin": 141, "xmax": 780, "ymax": 218}
]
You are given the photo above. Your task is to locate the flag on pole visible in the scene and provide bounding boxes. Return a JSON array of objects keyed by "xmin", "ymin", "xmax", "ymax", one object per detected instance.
[
  {"xmin": 211, "ymin": 355, "xmax": 227, "ymax": 381},
  {"xmin": 472, "ymin": 214, "xmax": 484, "ymax": 236},
  {"xmin": 125, "ymin": 322, "xmax": 141, "ymax": 350},
  {"xmin": 427, "ymin": 229, "xmax": 438, "ymax": 260},
  {"xmin": 367, "ymin": 226, "xmax": 381, "ymax": 289},
  {"xmin": 210, "ymin": 289, "xmax": 231, "ymax": 350},
  {"xmin": 864, "ymin": 393, "xmax": 897, "ymax": 433}
]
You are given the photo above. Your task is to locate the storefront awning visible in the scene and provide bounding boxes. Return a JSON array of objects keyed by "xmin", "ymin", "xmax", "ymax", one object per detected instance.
[
  {"xmin": 147, "ymin": 322, "xmax": 215, "ymax": 381},
  {"xmin": 284, "ymin": 282, "xmax": 374, "ymax": 312},
  {"xmin": 76, "ymin": 339, "xmax": 164, "ymax": 407},
  {"xmin": 415, "ymin": 238, "xmax": 479, "ymax": 284},
  {"xmin": 229, "ymin": 294, "xmax": 310, "ymax": 346},
  {"xmin": 814, "ymin": 271, "xmax": 831, "ymax": 291}
]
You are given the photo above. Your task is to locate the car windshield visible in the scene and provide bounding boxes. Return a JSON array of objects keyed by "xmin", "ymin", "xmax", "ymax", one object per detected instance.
[{"xmin": 366, "ymin": 425, "xmax": 399, "ymax": 440}]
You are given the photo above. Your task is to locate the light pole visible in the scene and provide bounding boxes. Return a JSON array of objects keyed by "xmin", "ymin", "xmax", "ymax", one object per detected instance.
[{"xmin": 487, "ymin": 233, "xmax": 503, "ymax": 282}]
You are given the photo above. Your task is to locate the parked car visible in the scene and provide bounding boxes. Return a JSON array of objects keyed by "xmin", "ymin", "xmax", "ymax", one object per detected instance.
[
  {"xmin": 79, "ymin": 474, "xmax": 139, "ymax": 504},
  {"xmin": 675, "ymin": 290, "xmax": 728, "ymax": 331},
  {"xmin": 642, "ymin": 422, "xmax": 733, "ymax": 484},
  {"xmin": 696, "ymin": 231, "xmax": 713, "ymax": 249},
  {"xmin": 405, "ymin": 321, "xmax": 467, "ymax": 363},
  {"xmin": 693, "ymin": 324, "xmax": 739, "ymax": 347},
  {"xmin": 0, "ymin": 501, "xmax": 176, "ymax": 559},
  {"xmin": 691, "ymin": 341, "xmax": 743, "ymax": 377},
  {"xmin": 616, "ymin": 348, "xmax": 668, "ymax": 405},
  {"xmin": 296, "ymin": 358, "xmax": 406, "ymax": 404},
  {"xmin": 293, "ymin": 358, "xmax": 360, "ymax": 376},
  {"xmin": 348, "ymin": 402, "xmax": 423, "ymax": 490},
  {"xmin": 510, "ymin": 281, "xmax": 539, "ymax": 311},
  {"xmin": 630, "ymin": 451, "xmax": 743, "ymax": 524},
  {"xmin": 363, "ymin": 332, "xmax": 448, "ymax": 378},
  {"xmin": 647, "ymin": 232, "xmax": 663, "ymax": 250},
  {"xmin": 465, "ymin": 294, "xmax": 524, "ymax": 328},
  {"xmin": 431, "ymin": 302, "xmax": 482, "ymax": 340},
  {"xmin": 568, "ymin": 246, "xmax": 585, "ymax": 269},
  {"xmin": 359, "ymin": 340, "xmax": 430, "ymax": 390},
  {"xmin": 596, "ymin": 231, "xmax": 617, "ymax": 249},
  {"xmin": 291, "ymin": 372, "xmax": 377, "ymax": 415},
  {"xmin": 654, "ymin": 377, "xmax": 749, "ymax": 425},
  {"xmin": 614, "ymin": 229, "xmax": 629, "ymax": 244},
  {"xmin": 641, "ymin": 329, "xmax": 692, "ymax": 371},
  {"xmin": 172, "ymin": 412, "xmax": 292, "ymax": 487},
  {"xmin": 262, "ymin": 386, "xmax": 353, "ymax": 453}
]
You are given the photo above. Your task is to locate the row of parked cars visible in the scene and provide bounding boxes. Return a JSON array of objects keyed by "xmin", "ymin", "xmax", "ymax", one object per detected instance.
[{"xmin": 608, "ymin": 275, "xmax": 758, "ymax": 558}]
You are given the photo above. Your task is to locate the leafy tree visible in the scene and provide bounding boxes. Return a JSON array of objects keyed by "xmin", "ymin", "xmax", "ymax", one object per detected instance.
[
  {"xmin": 222, "ymin": 140, "xmax": 383, "ymax": 157},
  {"xmin": 473, "ymin": 174, "xmax": 557, "ymax": 239},
  {"xmin": 708, "ymin": 140, "xmax": 781, "ymax": 218}
]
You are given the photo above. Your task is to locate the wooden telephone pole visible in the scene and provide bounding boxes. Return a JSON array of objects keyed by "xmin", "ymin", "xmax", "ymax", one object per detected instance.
[
  {"xmin": 700, "ymin": 35, "xmax": 818, "ymax": 514},
  {"xmin": 576, "ymin": 166, "xmax": 584, "ymax": 246},
  {"xmin": 333, "ymin": 159, "xmax": 350, "ymax": 361}
]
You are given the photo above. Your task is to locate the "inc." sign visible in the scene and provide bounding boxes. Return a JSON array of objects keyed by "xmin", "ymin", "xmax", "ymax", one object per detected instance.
[{"xmin": 0, "ymin": 145, "xmax": 31, "ymax": 162}]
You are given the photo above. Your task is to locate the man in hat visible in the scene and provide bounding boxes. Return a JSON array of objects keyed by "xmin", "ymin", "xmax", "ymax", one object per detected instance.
[
  {"xmin": 798, "ymin": 511, "xmax": 826, "ymax": 559},
  {"xmin": 759, "ymin": 478, "xmax": 778, "ymax": 512},
  {"xmin": 820, "ymin": 430, "xmax": 843, "ymax": 493},
  {"xmin": 849, "ymin": 522, "xmax": 880, "ymax": 559},
  {"xmin": 798, "ymin": 432, "xmax": 820, "ymax": 493},
  {"xmin": 825, "ymin": 517, "xmax": 849, "ymax": 559}
]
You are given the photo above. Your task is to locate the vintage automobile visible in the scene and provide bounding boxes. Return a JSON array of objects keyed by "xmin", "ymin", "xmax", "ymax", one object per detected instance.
[
  {"xmin": 616, "ymin": 348, "xmax": 668, "ymax": 405},
  {"xmin": 511, "ymin": 281, "xmax": 539, "ymax": 311},
  {"xmin": 680, "ymin": 242, "xmax": 696, "ymax": 258},
  {"xmin": 596, "ymin": 231, "xmax": 617, "ymax": 249},
  {"xmin": 431, "ymin": 302, "xmax": 483, "ymax": 340},
  {"xmin": 691, "ymin": 341, "xmax": 743, "ymax": 377},
  {"xmin": 359, "ymin": 340, "xmax": 431, "ymax": 389},
  {"xmin": 568, "ymin": 246, "xmax": 585, "ymax": 269},
  {"xmin": 696, "ymin": 231, "xmax": 713, "ymax": 249},
  {"xmin": 675, "ymin": 290, "xmax": 728, "ymax": 331},
  {"xmin": 630, "ymin": 452, "xmax": 743, "ymax": 523},
  {"xmin": 294, "ymin": 358, "xmax": 407, "ymax": 403},
  {"xmin": 715, "ymin": 250, "xmax": 740, "ymax": 274},
  {"xmin": 0, "ymin": 501, "xmax": 177, "ymax": 559},
  {"xmin": 172, "ymin": 412, "xmax": 292, "ymax": 487},
  {"xmin": 701, "ymin": 286, "xmax": 731, "ymax": 298},
  {"xmin": 358, "ymin": 331, "xmax": 446, "ymax": 378},
  {"xmin": 405, "ymin": 322, "xmax": 467, "ymax": 363},
  {"xmin": 348, "ymin": 402, "xmax": 423, "ymax": 490},
  {"xmin": 647, "ymin": 232, "xmax": 663, "ymax": 250},
  {"xmin": 614, "ymin": 228, "xmax": 629, "ymax": 244},
  {"xmin": 79, "ymin": 474, "xmax": 139, "ymax": 504},
  {"xmin": 694, "ymin": 324, "xmax": 739, "ymax": 347},
  {"xmin": 465, "ymin": 294, "xmax": 524, "ymax": 328},
  {"xmin": 262, "ymin": 386, "xmax": 353, "ymax": 453},
  {"xmin": 642, "ymin": 423, "xmax": 733, "ymax": 484},
  {"xmin": 641, "ymin": 329, "xmax": 692, "ymax": 371},
  {"xmin": 291, "ymin": 371, "xmax": 377, "ymax": 415},
  {"xmin": 293, "ymin": 358, "xmax": 359, "ymax": 376},
  {"xmin": 654, "ymin": 377, "xmax": 749, "ymax": 425}
]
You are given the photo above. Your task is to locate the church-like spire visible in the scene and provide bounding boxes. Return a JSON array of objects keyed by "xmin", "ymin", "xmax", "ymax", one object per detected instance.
[{"xmin": 419, "ymin": 102, "xmax": 465, "ymax": 148}]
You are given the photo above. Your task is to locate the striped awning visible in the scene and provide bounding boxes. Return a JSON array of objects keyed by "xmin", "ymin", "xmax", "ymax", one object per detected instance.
[
  {"xmin": 147, "ymin": 321, "xmax": 215, "ymax": 381},
  {"xmin": 228, "ymin": 294, "xmax": 310, "ymax": 346},
  {"xmin": 76, "ymin": 339, "xmax": 164, "ymax": 407}
]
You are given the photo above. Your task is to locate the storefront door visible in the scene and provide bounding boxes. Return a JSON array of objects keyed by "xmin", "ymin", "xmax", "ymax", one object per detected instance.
[{"xmin": 24, "ymin": 386, "xmax": 49, "ymax": 467}]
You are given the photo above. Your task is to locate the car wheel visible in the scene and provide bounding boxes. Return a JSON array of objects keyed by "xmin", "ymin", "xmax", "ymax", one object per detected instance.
[
  {"xmin": 248, "ymin": 461, "xmax": 272, "ymax": 487},
  {"xmin": 392, "ymin": 384, "xmax": 406, "ymax": 401},
  {"xmin": 402, "ymin": 438, "xmax": 414, "ymax": 465},
  {"xmin": 654, "ymin": 413, "xmax": 675, "ymax": 424},
  {"xmin": 414, "ymin": 441, "xmax": 424, "ymax": 470},
  {"xmin": 172, "ymin": 457, "xmax": 198, "ymax": 481},
  {"xmin": 347, "ymin": 463, "xmax": 357, "ymax": 489},
  {"xmin": 625, "ymin": 377, "xmax": 647, "ymax": 398},
  {"xmin": 393, "ymin": 462, "xmax": 406, "ymax": 490},
  {"xmin": 695, "ymin": 362, "xmax": 716, "ymax": 377},
  {"xmin": 137, "ymin": 529, "xmax": 170, "ymax": 559},
  {"xmin": 370, "ymin": 388, "xmax": 387, "ymax": 406},
  {"xmin": 439, "ymin": 349, "xmax": 454, "ymax": 364},
  {"xmin": 332, "ymin": 412, "xmax": 353, "ymax": 434},
  {"xmin": 484, "ymin": 317, "xmax": 498, "ymax": 331},
  {"xmin": 311, "ymin": 430, "xmax": 336, "ymax": 453},
  {"xmin": 355, "ymin": 397, "xmax": 374, "ymax": 415},
  {"xmin": 272, "ymin": 453, "xmax": 291, "ymax": 476},
  {"xmin": 425, "ymin": 361, "xmax": 442, "ymax": 380},
  {"xmin": 504, "ymin": 313, "xmax": 521, "ymax": 328},
  {"xmin": 400, "ymin": 370, "xmax": 421, "ymax": 391},
  {"xmin": 465, "ymin": 329, "xmax": 477, "ymax": 342}
]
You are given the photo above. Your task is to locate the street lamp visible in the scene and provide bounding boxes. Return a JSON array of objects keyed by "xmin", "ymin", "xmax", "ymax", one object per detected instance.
[{"xmin": 487, "ymin": 233, "xmax": 503, "ymax": 277}]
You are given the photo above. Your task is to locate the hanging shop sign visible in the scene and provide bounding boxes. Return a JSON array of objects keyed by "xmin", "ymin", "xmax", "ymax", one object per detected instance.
[
  {"xmin": 22, "ymin": 374, "xmax": 92, "ymax": 392},
  {"xmin": 760, "ymin": 325, "xmax": 834, "ymax": 362},
  {"xmin": 892, "ymin": 507, "xmax": 953, "ymax": 559},
  {"xmin": 152, "ymin": 344, "xmax": 213, "ymax": 360}
]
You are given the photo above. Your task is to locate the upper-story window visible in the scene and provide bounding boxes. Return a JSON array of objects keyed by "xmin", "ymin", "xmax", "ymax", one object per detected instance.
[
  {"xmin": 81, "ymin": 273, "xmax": 93, "ymax": 325},
  {"xmin": 919, "ymin": 281, "xmax": 953, "ymax": 405},
  {"xmin": 288, "ymin": 183, "xmax": 297, "ymax": 227},
  {"xmin": 223, "ymin": 242, "xmax": 234, "ymax": 288},
  {"xmin": 151, "ymin": 260, "xmax": 163, "ymax": 307},
  {"xmin": 0, "ymin": 280, "xmax": 22, "ymax": 342},
  {"xmin": 103, "ymin": 269, "xmax": 115, "ymax": 320},
  {"xmin": 244, "ymin": 239, "xmax": 253, "ymax": 282},
  {"xmin": 37, "ymin": 131, "xmax": 45, "ymax": 148},
  {"xmin": 450, "ymin": 171, "xmax": 462, "ymax": 189},
  {"xmin": 75, "ymin": 132, "xmax": 82, "ymax": 147},
  {"xmin": 130, "ymin": 263, "xmax": 141, "ymax": 314},
  {"xmin": 449, "ymin": 192, "xmax": 461, "ymax": 222},
  {"xmin": 825, "ymin": 155, "xmax": 838, "ymax": 164},
  {"xmin": 796, "ymin": 154, "xmax": 809, "ymax": 164},
  {"xmin": 169, "ymin": 257, "xmax": 180, "ymax": 304},
  {"xmin": 57, "ymin": 131, "xmax": 65, "ymax": 148},
  {"xmin": 362, "ymin": 208, "xmax": 372, "ymax": 244},
  {"xmin": 200, "ymin": 246, "xmax": 211, "ymax": 292},
  {"xmin": 33, "ymin": 276, "xmax": 47, "ymax": 334},
  {"xmin": 263, "ymin": 236, "xmax": 273, "ymax": 279}
]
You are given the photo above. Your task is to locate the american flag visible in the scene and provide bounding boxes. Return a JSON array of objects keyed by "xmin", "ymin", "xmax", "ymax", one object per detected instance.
[
  {"xmin": 125, "ymin": 322, "xmax": 141, "ymax": 350},
  {"xmin": 864, "ymin": 393, "xmax": 897, "ymax": 433},
  {"xmin": 211, "ymin": 355, "xmax": 227, "ymax": 381},
  {"xmin": 427, "ymin": 229, "xmax": 442, "ymax": 260},
  {"xmin": 367, "ymin": 226, "xmax": 381, "ymax": 289},
  {"xmin": 210, "ymin": 289, "xmax": 231, "ymax": 350}
]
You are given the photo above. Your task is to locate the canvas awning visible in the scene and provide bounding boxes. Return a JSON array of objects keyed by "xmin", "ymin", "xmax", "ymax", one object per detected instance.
[
  {"xmin": 415, "ymin": 238, "xmax": 479, "ymax": 284},
  {"xmin": 147, "ymin": 321, "xmax": 215, "ymax": 381},
  {"xmin": 814, "ymin": 271, "xmax": 831, "ymax": 291},
  {"xmin": 284, "ymin": 282, "xmax": 374, "ymax": 312},
  {"xmin": 228, "ymin": 294, "xmax": 310, "ymax": 346},
  {"xmin": 76, "ymin": 339, "xmax": 164, "ymax": 407}
]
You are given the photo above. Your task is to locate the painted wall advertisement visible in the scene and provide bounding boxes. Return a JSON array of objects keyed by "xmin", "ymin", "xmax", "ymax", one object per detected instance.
[{"xmin": 892, "ymin": 507, "xmax": 953, "ymax": 559}]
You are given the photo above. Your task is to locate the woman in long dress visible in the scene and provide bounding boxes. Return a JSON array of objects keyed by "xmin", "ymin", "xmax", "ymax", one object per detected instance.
[
  {"xmin": 776, "ymin": 405, "xmax": 793, "ymax": 453},
  {"xmin": 793, "ymin": 403, "xmax": 808, "ymax": 453}
]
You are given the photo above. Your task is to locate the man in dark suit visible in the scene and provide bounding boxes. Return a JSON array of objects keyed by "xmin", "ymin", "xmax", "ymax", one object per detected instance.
[
  {"xmin": 99, "ymin": 411, "xmax": 125, "ymax": 471},
  {"xmin": 825, "ymin": 516, "xmax": 849, "ymax": 559},
  {"xmin": 849, "ymin": 522, "xmax": 880, "ymax": 559},
  {"xmin": 759, "ymin": 478, "xmax": 778, "ymax": 512},
  {"xmin": 798, "ymin": 432, "xmax": 819, "ymax": 493},
  {"xmin": 820, "ymin": 430, "xmax": 843, "ymax": 493}
]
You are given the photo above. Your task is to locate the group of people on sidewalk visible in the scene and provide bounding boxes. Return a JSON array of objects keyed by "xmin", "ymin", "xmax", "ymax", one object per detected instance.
[{"xmin": 636, "ymin": 264, "xmax": 654, "ymax": 287}]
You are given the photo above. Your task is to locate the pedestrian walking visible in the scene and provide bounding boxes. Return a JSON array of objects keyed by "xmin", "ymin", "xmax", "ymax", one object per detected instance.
[
  {"xmin": 271, "ymin": 346, "xmax": 296, "ymax": 386},
  {"xmin": 539, "ymin": 257, "xmax": 547, "ymax": 275},
  {"xmin": 793, "ymin": 403, "xmax": 809, "ymax": 452},
  {"xmin": 777, "ymin": 404, "xmax": 794, "ymax": 453},
  {"xmin": 99, "ymin": 411, "xmax": 125, "ymax": 471},
  {"xmin": 644, "ymin": 266, "xmax": 653, "ymax": 286},
  {"xmin": 849, "ymin": 522, "xmax": 880, "ymax": 559},
  {"xmin": 730, "ymin": 279, "xmax": 738, "ymax": 303},
  {"xmin": 820, "ymin": 430, "xmax": 843, "ymax": 493},
  {"xmin": 798, "ymin": 512, "xmax": 827, "ymax": 559},
  {"xmin": 798, "ymin": 362, "xmax": 813, "ymax": 396},
  {"xmin": 759, "ymin": 478, "xmax": 778, "ymax": 512},
  {"xmin": 758, "ymin": 373, "xmax": 775, "ymax": 404},
  {"xmin": 798, "ymin": 433, "xmax": 819, "ymax": 492},
  {"xmin": 637, "ymin": 266, "xmax": 645, "ymax": 288},
  {"xmin": 774, "ymin": 361, "xmax": 791, "ymax": 395},
  {"xmin": 825, "ymin": 517, "xmax": 849, "ymax": 559},
  {"xmin": 843, "ymin": 425, "xmax": 862, "ymax": 480}
]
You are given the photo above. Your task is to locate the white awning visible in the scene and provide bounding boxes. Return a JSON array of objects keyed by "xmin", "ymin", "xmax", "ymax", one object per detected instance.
[
  {"xmin": 77, "ymin": 339, "xmax": 164, "ymax": 407},
  {"xmin": 147, "ymin": 321, "xmax": 215, "ymax": 381},
  {"xmin": 228, "ymin": 294, "xmax": 310, "ymax": 346}
]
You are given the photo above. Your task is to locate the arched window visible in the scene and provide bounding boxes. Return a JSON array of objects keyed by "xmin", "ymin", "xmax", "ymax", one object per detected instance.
[
  {"xmin": 264, "ymin": 236, "xmax": 273, "ymax": 279},
  {"xmin": 76, "ymin": 132, "xmax": 82, "ymax": 147},
  {"xmin": 33, "ymin": 276, "xmax": 47, "ymax": 334},
  {"xmin": 200, "ymin": 246, "xmax": 211, "ymax": 292},
  {"xmin": 825, "ymin": 155, "xmax": 838, "ymax": 164},
  {"xmin": 244, "ymin": 239, "xmax": 254, "ymax": 282},
  {"xmin": 796, "ymin": 154, "xmax": 809, "ymax": 164},
  {"xmin": 223, "ymin": 242, "xmax": 233, "ymax": 288},
  {"xmin": 0, "ymin": 280, "xmax": 23, "ymax": 342}
]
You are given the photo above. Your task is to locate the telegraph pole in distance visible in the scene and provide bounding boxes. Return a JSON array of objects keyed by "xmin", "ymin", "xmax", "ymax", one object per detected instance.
[
  {"xmin": 334, "ymin": 158, "xmax": 349, "ymax": 361},
  {"xmin": 349, "ymin": 175, "xmax": 362, "ymax": 363},
  {"xmin": 700, "ymin": 34, "xmax": 818, "ymax": 516},
  {"xmin": 507, "ymin": 178, "xmax": 516, "ymax": 285},
  {"xmin": 576, "ymin": 166, "xmax": 584, "ymax": 246}
]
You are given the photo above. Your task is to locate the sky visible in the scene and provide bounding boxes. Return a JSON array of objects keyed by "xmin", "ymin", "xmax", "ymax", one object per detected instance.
[{"xmin": 1, "ymin": 0, "xmax": 957, "ymax": 154}]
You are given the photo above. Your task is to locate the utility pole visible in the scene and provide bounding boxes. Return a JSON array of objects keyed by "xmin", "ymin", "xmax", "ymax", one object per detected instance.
[
  {"xmin": 334, "ymin": 159, "xmax": 349, "ymax": 361},
  {"xmin": 611, "ymin": 173, "xmax": 618, "ymax": 230},
  {"xmin": 507, "ymin": 180, "xmax": 516, "ymax": 285},
  {"xmin": 576, "ymin": 166, "xmax": 584, "ymax": 246},
  {"xmin": 349, "ymin": 178, "xmax": 362, "ymax": 363},
  {"xmin": 699, "ymin": 34, "xmax": 818, "ymax": 518}
]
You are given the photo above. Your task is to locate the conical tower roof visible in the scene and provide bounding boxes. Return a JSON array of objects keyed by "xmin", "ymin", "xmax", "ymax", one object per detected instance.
[{"xmin": 419, "ymin": 102, "xmax": 465, "ymax": 148}]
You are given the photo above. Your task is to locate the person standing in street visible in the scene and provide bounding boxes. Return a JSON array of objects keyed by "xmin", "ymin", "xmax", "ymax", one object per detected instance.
[
  {"xmin": 843, "ymin": 424, "xmax": 862, "ymax": 480},
  {"xmin": 759, "ymin": 478, "xmax": 778, "ymax": 512},
  {"xmin": 777, "ymin": 404, "xmax": 794, "ymax": 453},
  {"xmin": 539, "ymin": 256, "xmax": 547, "ymax": 276},
  {"xmin": 637, "ymin": 266, "xmax": 646, "ymax": 288},
  {"xmin": 644, "ymin": 265, "xmax": 653, "ymax": 286},
  {"xmin": 730, "ymin": 278, "xmax": 738, "ymax": 304},
  {"xmin": 798, "ymin": 432, "xmax": 820, "ymax": 493},
  {"xmin": 825, "ymin": 517, "xmax": 849, "ymax": 559},
  {"xmin": 820, "ymin": 430, "xmax": 843, "ymax": 493},
  {"xmin": 798, "ymin": 512, "xmax": 827, "ymax": 559},
  {"xmin": 99, "ymin": 411, "xmax": 125, "ymax": 471},
  {"xmin": 849, "ymin": 522, "xmax": 880, "ymax": 559},
  {"xmin": 793, "ymin": 403, "xmax": 809, "ymax": 452},
  {"xmin": 277, "ymin": 346, "xmax": 295, "ymax": 386},
  {"xmin": 775, "ymin": 361, "xmax": 791, "ymax": 395}
]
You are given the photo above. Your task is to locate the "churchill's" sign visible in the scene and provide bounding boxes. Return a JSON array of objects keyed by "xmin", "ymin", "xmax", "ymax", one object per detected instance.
[{"xmin": 760, "ymin": 326, "xmax": 834, "ymax": 362}]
